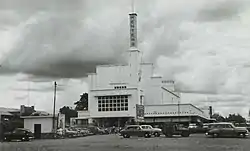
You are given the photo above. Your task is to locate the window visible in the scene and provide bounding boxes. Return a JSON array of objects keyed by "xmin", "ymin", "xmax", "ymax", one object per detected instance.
[
  {"xmin": 114, "ymin": 86, "xmax": 127, "ymax": 89},
  {"xmin": 224, "ymin": 124, "xmax": 233, "ymax": 128},
  {"xmin": 98, "ymin": 95, "xmax": 129, "ymax": 112}
]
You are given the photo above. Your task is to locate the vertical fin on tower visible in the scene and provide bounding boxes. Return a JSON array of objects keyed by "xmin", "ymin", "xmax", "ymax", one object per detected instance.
[{"xmin": 129, "ymin": 0, "xmax": 137, "ymax": 49}]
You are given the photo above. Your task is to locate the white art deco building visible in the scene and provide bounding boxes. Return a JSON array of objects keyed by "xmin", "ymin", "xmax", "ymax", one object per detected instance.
[{"xmin": 75, "ymin": 11, "xmax": 212, "ymax": 127}]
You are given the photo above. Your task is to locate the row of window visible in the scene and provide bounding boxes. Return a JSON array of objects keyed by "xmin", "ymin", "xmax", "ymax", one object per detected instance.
[
  {"xmin": 145, "ymin": 111, "xmax": 190, "ymax": 115},
  {"xmin": 114, "ymin": 86, "xmax": 127, "ymax": 89},
  {"xmin": 98, "ymin": 102, "xmax": 128, "ymax": 107},
  {"xmin": 97, "ymin": 95, "xmax": 129, "ymax": 112},
  {"xmin": 98, "ymin": 95, "xmax": 128, "ymax": 100},
  {"xmin": 98, "ymin": 107, "xmax": 128, "ymax": 112}
]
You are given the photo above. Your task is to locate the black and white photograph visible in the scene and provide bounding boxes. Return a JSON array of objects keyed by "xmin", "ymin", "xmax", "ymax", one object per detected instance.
[{"xmin": 1, "ymin": 0, "xmax": 250, "ymax": 151}]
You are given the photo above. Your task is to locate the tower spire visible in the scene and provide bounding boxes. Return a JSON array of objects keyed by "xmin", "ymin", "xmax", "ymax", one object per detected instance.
[
  {"xmin": 131, "ymin": 0, "xmax": 135, "ymax": 13},
  {"xmin": 129, "ymin": 0, "xmax": 138, "ymax": 49}
]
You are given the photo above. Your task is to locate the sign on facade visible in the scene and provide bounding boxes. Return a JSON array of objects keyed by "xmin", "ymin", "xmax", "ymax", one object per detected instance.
[{"xmin": 136, "ymin": 104, "xmax": 144, "ymax": 120}]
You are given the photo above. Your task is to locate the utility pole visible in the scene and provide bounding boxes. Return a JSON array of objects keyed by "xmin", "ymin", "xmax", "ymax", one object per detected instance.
[
  {"xmin": 0, "ymin": 115, "xmax": 2, "ymax": 142},
  {"xmin": 52, "ymin": 81, "xmax": 57, "ymax": 137},
  {"xmin": 178, "ymin": 100, "xmax": 180, "ymax": 123}
]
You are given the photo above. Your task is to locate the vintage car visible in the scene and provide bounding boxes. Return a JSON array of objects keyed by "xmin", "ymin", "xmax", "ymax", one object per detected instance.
[
  {"xmin": 120, "ymin": 125, "xmax": 153, "ymax": 138},
  {"xmin": 140, "ymin": 125, "xmax": 162, "ymax": 137},
  {"xmin": 205, "ymin": 122, "xmax": 249, "ymax": 138},
  {"xmin": 3, "ymin": 128, "xmax": 34, "ymax": 142}
]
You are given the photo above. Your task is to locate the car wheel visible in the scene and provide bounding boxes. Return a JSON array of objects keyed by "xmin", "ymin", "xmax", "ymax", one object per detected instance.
[
  {"xmin": 165, "ymin": 133, "xmax": 172, "ymax": 137},
  {"xmin": 238, "ymin": 133, "xmax": 246, "ymax": 138},
  {"xmin": 123, "ymin": 133, "xmax": 130, "ymax": 138},
  {"xmin": 154, "ymin": 132, "xmax": 160, "ymax": 137},
  {"xmin": 181, "ymin": 132, "xmax": 190, "ymax": 137},
  {"xmin": 4, "ymin": 137, "xmax": 10, "ymax": 142},
  {"xmin": 212, "ymin": 133, "xmax": 219, "ymax": 138},
  {"xmin": 144, "ymin": 133, "xmax": 151, "ymax": 138},
  {"xmin": 21, "ymin": 137, "xmax": 26, "ymax": 141}
]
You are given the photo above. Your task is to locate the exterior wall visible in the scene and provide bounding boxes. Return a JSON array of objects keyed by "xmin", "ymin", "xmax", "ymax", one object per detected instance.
[
  {"xmin": 88, "ymin": 88, "xmax": 140, "ymax": 118},
  {"xmin": 23, "ymin": 118, "xmax": 53, "ymax": 133},
  {"xmin": 143, "ymin": 77, "xmax": 180, "ymax": 105},
  {"xmin": 144, "ymin": 104, "xmax": 207, "ymax": 118},
  {"xmin": 128, "ymin": 49, "xmax": 141, "ymax": 87},
  {"xmin": 162, "ymin": 90, "xmax": 179, "ymax": 104},
  {"xmin": 93, "ymin": 65, "xmax": 131, "ymax": 90},
  {"xmin": 199, "ymin": 106, "xmax": 211, "ymax": 119},
  {"xmin": 77, "ymin": 111, "xmax": 90, "ymax": 119}
]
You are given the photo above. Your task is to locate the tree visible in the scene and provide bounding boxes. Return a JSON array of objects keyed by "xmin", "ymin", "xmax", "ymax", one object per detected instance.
[
  {"xmin": 59, "ymin": 106, "xmax": 77, "ymax": 124},
  {"xmin": 211, "ymin": 113, "xmax": 226, "ymax": 122},
  {"xmin": 225, "ymin": 114, "xmax": 246, "ymax": 124},
  {"xmin": 74, "ymin": 93, "xmax": 88, "ymax": 111}
]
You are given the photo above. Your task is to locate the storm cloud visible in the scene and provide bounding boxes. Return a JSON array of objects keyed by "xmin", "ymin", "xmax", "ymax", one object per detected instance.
[{"xmin": 1, "ymin": 0, "xmax": 250, "ymax": 115}]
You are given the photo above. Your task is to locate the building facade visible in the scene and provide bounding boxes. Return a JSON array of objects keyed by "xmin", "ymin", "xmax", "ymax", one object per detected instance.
[{"xmin": 75, "ymin": 11, "xmax": 211, "ymax": 127}]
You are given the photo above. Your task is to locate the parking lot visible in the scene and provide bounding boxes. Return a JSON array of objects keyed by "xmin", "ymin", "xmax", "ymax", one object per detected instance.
[{"xmin": 1, "ymin": 134, "xmax": 250, "ymax": 151}]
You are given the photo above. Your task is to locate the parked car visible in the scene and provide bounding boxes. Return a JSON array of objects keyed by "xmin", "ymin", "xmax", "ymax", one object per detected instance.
[
  {"xmin": 79, "ymin": 128, "xmax": 91, "ymax": 136},
  {"xmin": 234, "ymin": 123, "xmax": 250, "ymax": 132},
  {"xmin": 205, "ymin": 122, "xmax": 249, "ymax": 138},
  {"xmin": 140, "ymin": 125, "xmax": 162, "ymax": 137},
  {"xmin": 120, "ymin": 125, "xmax": 153, "ymax": 138},
  {"xmin": 88, "ymin": 126, "xmax": 108, "ymax": 135},
  {"xmin": 162, "ymin": 123, "xmax": 190, "ymax": 137},
  {"xmin": 3, "ymin": 128, "xmax": 34, "ymax": 142},
  {"xmin": 65, "ymin": 128, "xmax": 78, "ymax": 138}
]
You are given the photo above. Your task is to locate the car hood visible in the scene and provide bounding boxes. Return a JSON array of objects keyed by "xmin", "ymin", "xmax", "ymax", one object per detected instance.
[
  {"xmin": 3, "ymin": 132, "xmax": 12, "ymax": 135},
  {"xmin": 235, "ymin": 127, "xmax": 248, "ymax": 131},
  {"xmin": 153, "ymin": 128, "xmax": 162, "ymax": 131}
]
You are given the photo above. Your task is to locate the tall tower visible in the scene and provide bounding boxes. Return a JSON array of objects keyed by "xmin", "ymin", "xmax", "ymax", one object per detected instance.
[
  {"xmin": 128, "ymin": 2, "xmax": 141, "ymax": 86},
  {"xmin": 129, "ymin": 12, "xmax": 138, "ymax": 49}
]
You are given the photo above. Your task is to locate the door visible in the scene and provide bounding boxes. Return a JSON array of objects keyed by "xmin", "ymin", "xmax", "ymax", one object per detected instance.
[
  {"xmin": 126, "ymin": 126, "xmax": 136, "ymax": 136},
  {"xmin": 34, "ymin": 124, "xmax": 41, "ymax": 139},
  {"xmin": 135, "ymin": 126, "xmax": 143, "ymax": 137},
  {"xmin": 11, "ymin": 130, "xmax": 18, "ymax": 140},
  {"xmin": 222, "ymin": 124, "xmax": 235, "ymax": 136}
]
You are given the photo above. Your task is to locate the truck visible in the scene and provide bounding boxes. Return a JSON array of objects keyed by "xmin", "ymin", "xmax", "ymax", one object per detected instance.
[{"xmin": 162, "ymin": 123, "xmax": 190, "ymax": 137}]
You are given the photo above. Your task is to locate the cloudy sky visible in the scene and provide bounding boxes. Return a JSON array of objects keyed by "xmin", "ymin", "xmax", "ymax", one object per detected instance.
[{"xmin": 0, "ymin": 0, "xmax": 250, "ymax": 117}]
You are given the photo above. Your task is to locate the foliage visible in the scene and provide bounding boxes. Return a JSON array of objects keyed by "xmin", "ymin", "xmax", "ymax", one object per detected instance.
[
  {"xmin": 212, "ymin": 113, "xmax": 246, "ymax": 123},
  {"xmin": 225, "ymin": 114, "xmax": 246, "ymax": 124},
  {"xmin": 74, "ymin": 93, "xmax": 88, "ymax": 111},
  {"xmin": 59, "ymin": 106, "xmax": 77, "ymax": 123},
  {"xmin": 211, "ymin": 113, "xmax": 226, "ymax": 122}
]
